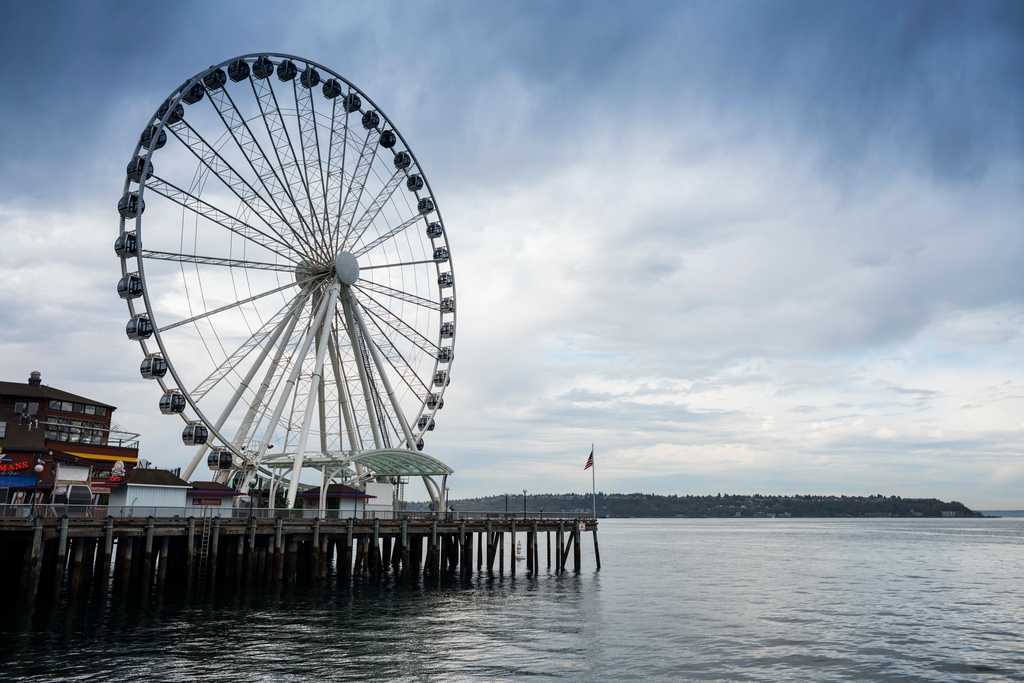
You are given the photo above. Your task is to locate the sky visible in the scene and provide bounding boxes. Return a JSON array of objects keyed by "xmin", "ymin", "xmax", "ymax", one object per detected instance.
[{"xmin": 2, "ymin": 1, "xmax": 1024, "ymax": 508}]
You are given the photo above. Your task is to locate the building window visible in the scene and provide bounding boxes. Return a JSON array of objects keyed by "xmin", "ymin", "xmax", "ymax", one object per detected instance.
[
  {"xmin": 0, "ymin": 421, "xmax": 5, "ymax": 439},
  {"xmin": 49, "ymin": 400, "xmax": 62, "ymax": 410},
  {"xmin": 61, "ymin": 401, "xmax": 72, "ymax": 412},
  {"xmin": 85, "ymin": 405, "xmax": 96, "ymax": 415},
  {"xmin": 97, "ymin": 407, "xmax": 107, "ymax": 417}
]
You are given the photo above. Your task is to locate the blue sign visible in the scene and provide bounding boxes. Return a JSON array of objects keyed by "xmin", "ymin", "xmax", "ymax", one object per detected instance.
[{"xmin": 0, "ymin": 474, "xmax": 39, "ymax": 488}]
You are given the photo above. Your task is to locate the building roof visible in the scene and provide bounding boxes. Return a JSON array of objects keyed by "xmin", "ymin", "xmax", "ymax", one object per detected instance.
[
  {"xmin": 0, "ymin": 379, "xmax": 116, "ymax": 410},
  {"xmin": 188, "ymin": 481, "xmax": 243, "ymax": 496},
  {"xmin": 121, "ymin": 468, "xmax": 188, "ymax": 487},
  {"xmin": 297, "ymin": 483, "xmax": 374, "ymax": 499}
]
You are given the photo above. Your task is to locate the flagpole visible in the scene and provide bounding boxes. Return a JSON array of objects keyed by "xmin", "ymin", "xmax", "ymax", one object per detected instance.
[{"xmin": 591, "ymin": 443, "xmax": 596, "ymax": 520}]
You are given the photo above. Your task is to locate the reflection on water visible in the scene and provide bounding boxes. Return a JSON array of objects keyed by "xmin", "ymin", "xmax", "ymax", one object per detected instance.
[{"xmin": 2, "ymin": 519, "xmax": 1023, "ymax": 682}]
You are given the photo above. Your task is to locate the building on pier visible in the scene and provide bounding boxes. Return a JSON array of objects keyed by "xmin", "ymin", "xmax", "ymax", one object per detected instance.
[
  {"xmin": 187, "ymin": 481, "xmax": 243, "ymax": 515},
  {"xmin": 108, "ymin": 468, "xmax": 188, "ymax": 516},
  {"xmin": 296, "ymin": 483, "xmax": 374, "ymax": 517},
  {"xmin": 0, "ymin": 372, "xmax": 141, "ymax": 505}
]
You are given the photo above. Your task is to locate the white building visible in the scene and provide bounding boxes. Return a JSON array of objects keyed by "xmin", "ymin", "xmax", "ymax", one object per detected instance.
[{"xmin": 108, "ymin": 468, "xmax": 189, "ymax": 517}]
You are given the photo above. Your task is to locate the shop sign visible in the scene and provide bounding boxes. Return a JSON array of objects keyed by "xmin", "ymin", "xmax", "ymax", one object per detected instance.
[
  {"xmin": 0, "ymin": 461, "xmax": 29, "ymax": 473},
  {"xmin": 191, "ymin": 498, "xmax": 222, "ymax": 506}
]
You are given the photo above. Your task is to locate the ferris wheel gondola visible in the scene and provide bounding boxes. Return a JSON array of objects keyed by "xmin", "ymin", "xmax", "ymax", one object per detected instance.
[{"xmin": 116, "ymin": 53, "xmax": 454, "ymax": 509}]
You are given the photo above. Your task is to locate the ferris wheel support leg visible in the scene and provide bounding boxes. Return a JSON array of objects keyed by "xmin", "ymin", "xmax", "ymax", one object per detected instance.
[
  {"xmin": 252, "ymin": 284, "xmax": 337, "ymax": 497},
  {"xmin": 236, "ymin": 307, "xmax": 308, "ymax": 494},
  {"xmin": 319, "ymin": 467, "xmax": 329, "ymax": 518},
  {"xmin": 341, "ymin": 292, "xmax": 383, "ymax": 450},
  {"xmin": 181, "ymin": 292, "xmax": 309, "ymax": 481},
  {"xmin": 350, "ymin": 298, "xmax": 418, "ymax": 451},
  {"xmin": 327, "ymin": 328, "xmax": 361, "ymax": 453},
  {"xmin": 422, "ymin": 475, "xmax": 442, "ymax": 511},
  {"xmin": 286, "ymin": 283, "xmax": 342, "ymax": 509}
]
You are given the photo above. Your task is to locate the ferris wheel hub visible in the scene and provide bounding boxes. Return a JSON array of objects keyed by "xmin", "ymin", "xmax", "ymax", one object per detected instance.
[{"xmin": 335, "ymin": 251, "xmax": 360, "ymax": 285}]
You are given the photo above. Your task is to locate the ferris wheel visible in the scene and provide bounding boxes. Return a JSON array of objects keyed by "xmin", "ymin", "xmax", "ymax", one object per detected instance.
[{"xmin": 115, "ymin": 53, "xmax": 454, "ymax": 509}]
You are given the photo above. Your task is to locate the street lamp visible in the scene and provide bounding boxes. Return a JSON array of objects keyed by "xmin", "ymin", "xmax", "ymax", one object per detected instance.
[
  {"xmin": 523, "ymin": 488, "xmax": 527, "ymax": 521},
  {"xmin": 29, "ymin": 458, "xmax": 44, "ymax": 520}
]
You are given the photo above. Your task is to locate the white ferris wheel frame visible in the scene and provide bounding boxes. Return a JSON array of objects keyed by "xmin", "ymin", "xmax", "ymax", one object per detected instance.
[{"xmin": 116, "ymin": 53, "xmax": 455, "ymax": 510}]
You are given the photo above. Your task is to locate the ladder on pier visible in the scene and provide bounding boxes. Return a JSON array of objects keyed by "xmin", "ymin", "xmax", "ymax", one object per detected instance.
[{"xmin": 196, "ymin": 516, "xmax": 212, "ymax": 590}]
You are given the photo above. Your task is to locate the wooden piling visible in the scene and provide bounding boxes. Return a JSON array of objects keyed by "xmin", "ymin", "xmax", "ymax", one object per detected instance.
[
  {"xmin": 54, "ymin": 516, "xmax": 69, "ymax": 598},
  {"xmin": 592, "ymin": 528, "xmax": 601, "ymax": 570},
  {"xmin": 99, "ymin": 517, "xmax": 113, "ymax": 595},
  {"xmin": 547, "ymin": 531, "xmax": 551, "ymax": 569},
  {"xmin": 557, "ymin": 521, "xmax": 564, "ymax": 572},
  {"xmin": 273, "ymin": 518, "xmax": 284, "ymax": 582},
  {"xmin": 186, "ymin": 517, "xmax": 195, "ymax": 589},
  {"xmin": 247, "ymin": 518, "xmax": 257, "ymax": 583},
  {"xmin": 26, "ymin": 517, "xmax": 43, "ymax": 602},
  {"xmin": 209, "ymin": 517, "xmax": 221, "ymax": 589},
  {"xmin": 573, "ymin": 519, "xmax": 581, "ymax": 573},
  {"xmin": 401, "ymin": 519, "xmax": 410, "ymax": 580},
  {"xmin": 499, "ymin": 531, "xmax": 504, "ymax": 574},
  {"xmin": 372, "ymin": 519, "xmax": 380, "ymax": 581},
  {"xmin": 560, "ymin": 524, "xmax": 574, "ymax": 570},
  {"xmin": 283, "ymin": 537, "xmax": 297, "ymax": 582},
  {"xmin": 319, "ymin": 534, "xmax": 329, "ymax": 579},
  {"xmin": 143, "ymin": 517, "xmax": 155, "ymax": 590},
  {"xmin": 311, "ymin": 518, "xmax": 321, "ymax": 581},
  {"xmin": 157, "ymin": 537, "xmax": 169, "ymax": 589},
  {"xmin": 67, "ymin": 538, "xmax": 84, "ymax": 598},
  {"xmin": 510, "ymin": 520, "xmax": 516, "ymax": 576},
  {"xmin": 531, "ymin": 521, "xmax": 539, "ymax": 573},
  {"xmin": 235, "ymin": 535, "xmax": 244, "ymax": 582},
  {"xmin": 343, "ymin": 519, "xmax": 353, "ymax": 582}
]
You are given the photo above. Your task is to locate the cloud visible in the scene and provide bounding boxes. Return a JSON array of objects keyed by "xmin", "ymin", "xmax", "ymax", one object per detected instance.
[{"xmin": 2, "ymin": 2, "xmax": 1024, "ymax": 508}]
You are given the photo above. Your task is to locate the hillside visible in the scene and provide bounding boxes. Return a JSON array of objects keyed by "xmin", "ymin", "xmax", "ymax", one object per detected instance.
[{"xmin": 407, "ymin": 492, "xmax": 979, "ymax": 518}]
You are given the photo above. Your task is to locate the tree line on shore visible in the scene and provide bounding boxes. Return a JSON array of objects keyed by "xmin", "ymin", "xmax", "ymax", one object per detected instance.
[{"xmin": 408, "ymin": 492, "xmax": 979, "ymax": 518}]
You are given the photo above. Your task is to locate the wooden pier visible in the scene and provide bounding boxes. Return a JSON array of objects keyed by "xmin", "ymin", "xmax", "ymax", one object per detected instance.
[{"xmin": 0, "ymin": 514, "xmax": 600, "ymax": 603}]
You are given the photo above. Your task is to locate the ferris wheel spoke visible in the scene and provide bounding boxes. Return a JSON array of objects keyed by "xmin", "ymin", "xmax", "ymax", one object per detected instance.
[
  {"xmin": 142, "ymin": 250, "xmax": 299, "ymax": 273},
  {"xmin": 180, "ymin": 290, "xmax": 310, "ymax": 481},
  {"xmin": 341, "ymin": 298, "xmax": 385, "ymax": 449},
  {"xmin": 147, "ymin": 176, "xmax": 295, "ymax": 261},
  {"xmin": 343, "ymin": 168, "xmax": 405, "ymax": 252},
  {"xmin": 338, "ymin": 128, "xmax": 381, "ymax": 246},
  {"xmin": 204, "ymin": 86, "xmax": 324, "ymax": 260},
  {"xmin": 324, "ymin": 97, "xmax": 351, "ymax": 249},
  {"xmin": 354, "ymin": 292, "xmax": 439, "ymax": 356},
  {"xmin": 250, "ymin": 75, "xmax": 326, "ymax": 260},
  {"xmin": 351, "ymin": 213, "xmax": 424, "ymax": 258},
  {"xmin": 158, "ymin": 276, "xmax": 323, "ymax": 334},
  {"xmin": 189, "ymin": 287, "xmax": 310, "ymax": 401},
  {"xmin": 360, "ymin": 258, "xmax": 441, "ymax": 271},
  {"xmin": 359, "ymin": 308, "xmax": 432, "ymax": 395},
  {"xmin": 327, "ymin": 323, "xmax": 361, "ymax": 452},
  {"xmin": 353, "ymin": 280, "xmax": 437, "ymax": 310},
  {"xmin": 165, "ymin": 120, "xmax": 305, "ymax": 253},
  {"xmin": 293, "ymin": 79, "xmax": 327, "ymax": 237},
  {"xmin": 250, "ymin": 282, "xmax": 339, "ymax": 483},
  {"xmin": 286, "ymin": 283, "xmax": 342, "ymax": 507},
  {"xmin": 350, "ymin": 301, "xmax": 417, "ymax": 450}
]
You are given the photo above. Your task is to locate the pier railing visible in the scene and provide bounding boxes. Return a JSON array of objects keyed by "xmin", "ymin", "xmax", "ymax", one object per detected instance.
[{"xmin": 0, "ymin": 504, "xmax": 593, "ymax": 522}]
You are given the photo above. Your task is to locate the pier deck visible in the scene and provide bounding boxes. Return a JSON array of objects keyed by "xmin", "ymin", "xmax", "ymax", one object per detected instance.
[{"xmin": 0, "ymin": 513, "xmax": 600, "ymax": 604}]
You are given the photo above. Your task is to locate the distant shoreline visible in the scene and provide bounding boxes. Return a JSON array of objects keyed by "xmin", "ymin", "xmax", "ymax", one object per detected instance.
[{"xmin": 407, "ymin": 492, "xmax": 985, "ymax": 518}]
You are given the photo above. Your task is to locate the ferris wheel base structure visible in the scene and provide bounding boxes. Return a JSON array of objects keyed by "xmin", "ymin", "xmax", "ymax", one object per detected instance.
[{"xmin": 116, "ymin": 54, "xmax": 458, "ymax": 511}]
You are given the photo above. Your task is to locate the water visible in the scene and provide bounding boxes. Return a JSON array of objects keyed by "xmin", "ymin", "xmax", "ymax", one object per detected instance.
[{"xmin": 2, "ymin": 518, "xmax": 1023, "ymax": 682}]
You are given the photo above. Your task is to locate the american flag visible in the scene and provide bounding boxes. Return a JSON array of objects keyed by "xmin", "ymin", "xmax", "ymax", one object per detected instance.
[{"xmin": 584, "ymin": 447, "xmax": 594, "ymax": 470}]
